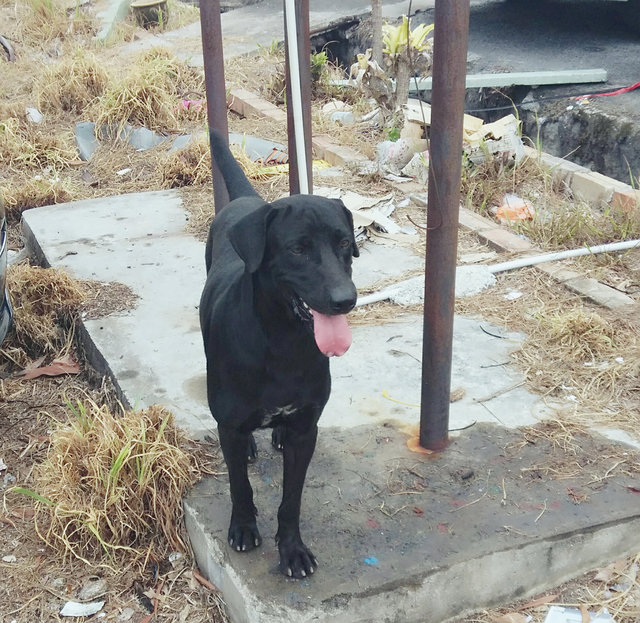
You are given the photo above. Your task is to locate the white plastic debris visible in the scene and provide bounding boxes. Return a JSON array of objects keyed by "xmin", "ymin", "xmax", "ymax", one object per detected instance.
[
  {"xmin": 504, "ymin": 290, "xmax": 524, "ymax": 301},
  {"xmin": 543, "ymin": 605, "xmax": 616, "ymax": 623},
  {"xmin": 400, "ymin": 150, "xmax": 429, "ymax": 185},
  {"xmin": 26, "ymin": 107, "xmax": 44, "ymax": 123},
  {"xmin": 330, "ymin": 110, "xmax": 355, "ymax": 126},
  {"xmin": 118, "ymin": 607, "xmax": 135, "ymax": 621},
  {"xmin": 0, "ymin": 457, "xmax": 6, "ymax": 471},
  {"xmin": 60, "ymin": 600, "xmax": 105, "ymax": 617},
  {"xmin": 376, "ymin": 139, "xmax": 415, "ymax": 174},
  {"xmin": 356, "ymin": 264, "xmax": 497, "ymax": 307},
  {"xmin": 2, "ymin": 555, "xmax": 17, "ymax": 563}
]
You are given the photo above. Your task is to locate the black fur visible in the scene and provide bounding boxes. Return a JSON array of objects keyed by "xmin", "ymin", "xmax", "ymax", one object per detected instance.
[{"xmin": 200, "ymin": 129, "xmax": 358, "ymax": 578}]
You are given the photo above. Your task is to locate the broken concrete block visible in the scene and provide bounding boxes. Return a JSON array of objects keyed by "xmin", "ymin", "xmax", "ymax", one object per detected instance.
[
  {"xmin": 75, "ymin": 121, "xmax": 100, "ymax": 161},
  {"xmin": 127, "ymin": 126, "xmax": 168, "ymax": 150}
]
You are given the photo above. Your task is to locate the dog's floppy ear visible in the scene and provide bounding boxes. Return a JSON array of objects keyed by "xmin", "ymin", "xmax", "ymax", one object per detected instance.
[
  {"xmin": 333, "ymin": 200, "xmax": 359, "ymax": 258},
  {"xmin": 228, "ymin": 203, "xmax": 274, "ymax": 273}
]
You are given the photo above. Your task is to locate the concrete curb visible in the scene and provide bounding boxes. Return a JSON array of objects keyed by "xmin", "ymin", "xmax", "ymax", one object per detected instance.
[{"xmin": 226, "ymin": 88, "xmax": 638, "ymax": 310}]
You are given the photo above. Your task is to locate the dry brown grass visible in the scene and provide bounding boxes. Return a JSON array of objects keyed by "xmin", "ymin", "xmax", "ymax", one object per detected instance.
[
  {"xmin": 0, "ymin": 117, "xmax": 78, "ymax": 172},
  {"xmin": 12, "ymin": 0, "xmax": 96, "ymax": 46},
  {"xmin": 1, "ymin": 176, "xmax": 79, "ymax": 221},
  {"xmin": 1, "ymin": 264, "xmax": 85, "ymax": 367},
  {"xmin": 34, "ymin": 47, "xmax": 109, "ymax": 114},
  {"xmin": 91, "ymin": 48, "xmax": 205, "ymax": 135},
  {"xmin": 462, "ymin": 152, "xmax": 640, "ymax": 250},
  {"xmin": 25, "ymin": 401, "xmax": 201, "ymax": 566},
  {"xmin": 160, "ymin": 135, "xmax": 212, "ymax": 188}
]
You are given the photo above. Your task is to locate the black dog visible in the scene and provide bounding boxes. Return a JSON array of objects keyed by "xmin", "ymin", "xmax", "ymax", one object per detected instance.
[{"xmin": 200, "ymin": 129, "xmax": 358, "ymax": 578}]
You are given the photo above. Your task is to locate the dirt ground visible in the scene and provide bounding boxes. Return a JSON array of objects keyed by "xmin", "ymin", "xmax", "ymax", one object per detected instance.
[{"xmin": 1, "ymin": 1, "xmax": 640, "ymax": 621}]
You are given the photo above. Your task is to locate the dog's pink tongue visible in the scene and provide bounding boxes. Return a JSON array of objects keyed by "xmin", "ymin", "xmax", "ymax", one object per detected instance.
[{"xmin": 311, "ymin": 310, "xmax": 352, "ymax": 357}]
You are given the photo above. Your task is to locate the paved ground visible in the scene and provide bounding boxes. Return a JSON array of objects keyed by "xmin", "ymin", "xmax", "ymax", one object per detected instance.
[
  {"xmin": 22, "ymin": 184, "xmax": 640, "ymax": 621},
  {"xmin": 18, "ymin": 2, "xmax": 639, "ymax": 621}
]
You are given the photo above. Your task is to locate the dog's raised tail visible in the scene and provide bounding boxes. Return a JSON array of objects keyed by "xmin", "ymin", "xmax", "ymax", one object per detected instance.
[{"xmin": 208, "ymin": 128, "xmax": 261, "ymax": 202}]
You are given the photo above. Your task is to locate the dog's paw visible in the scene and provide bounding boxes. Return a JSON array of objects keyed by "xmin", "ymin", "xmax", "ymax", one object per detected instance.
[
  {"xmin": 271, "ymin": 426, "xmax": 284, "ymax": 452},
  {"xmin": 228, "ymin": 521, "xmax": 262, "ymax": 552},
  {"xmin": 277, "ymin": 535, "xmax": 318, "ymax": 579},
  {"xmin": 247, "ymin": 434, "xmax": 258, "ymax": 462}
]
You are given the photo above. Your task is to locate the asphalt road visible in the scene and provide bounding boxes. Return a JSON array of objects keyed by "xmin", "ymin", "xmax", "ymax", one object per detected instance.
[{"xmin": 414, "ymin": 0, "xmax": 640, "ymax": 123}]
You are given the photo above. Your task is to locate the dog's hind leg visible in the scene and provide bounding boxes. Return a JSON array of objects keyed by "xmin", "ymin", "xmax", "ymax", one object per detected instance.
[
  {"xmin": 275, "ymin": 420, "xmax": 319, "ymax": 578},
  {"xmin": 271, "ymin": 426, "xmax": 284, "ymax": 452},
  {"xmin": 247, "ymin": 433, "xmax": 258, "ymax": 462},
  {"xmin": 217, "ymin": 425, "xmax": 262, "ymax": 552}
]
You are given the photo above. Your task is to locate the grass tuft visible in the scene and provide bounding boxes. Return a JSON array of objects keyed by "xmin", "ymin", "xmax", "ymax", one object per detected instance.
[
  {"xmin": 35, "ymin": 47, "xmax": 109, "ymax": 113},
  {"xmin": 159, "ymin": 136, "xmax": 212, "ymax": 188},
  {"xmin": 0, "ymin": 117, "xmax": 77, "ymax": 172},
  {"xmin": 2, "ymin": 264, "xmax": 85, "ymax": 365},
  {"xmin": 26, "ymin": 401, "xmax": 200, "ymax": 566},
  {"xmin": 91, "ymin": 48, "xmax": 205, "ymax": 135}
]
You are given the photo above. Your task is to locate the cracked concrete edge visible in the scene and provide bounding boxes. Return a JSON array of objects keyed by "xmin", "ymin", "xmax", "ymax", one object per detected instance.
[
  {"xmin": 184, "ymin": 494, "xmax": 640, "ymax": 623},
  {"xmin": 183, "ymin": 501, "xmax": 297, "ymax": 623},
  {"xmin": 21, "ymin": 214, "xmax": 133, "ymax": 410}
]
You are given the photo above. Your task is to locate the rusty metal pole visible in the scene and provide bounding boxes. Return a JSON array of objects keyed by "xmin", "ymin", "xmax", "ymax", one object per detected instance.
[
  {"xmin": 284, "ymin": 0, "xmax": 312, "ymax": 194},
  {"xmin": 419, "ymin": 1, "xmax": 470, "ymax": 451},
  {"xmin": 200, "ymin": 0, "xmax": 230, "ymax": 212}
]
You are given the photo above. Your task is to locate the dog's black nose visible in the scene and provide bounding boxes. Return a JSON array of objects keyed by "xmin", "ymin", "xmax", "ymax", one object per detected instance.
[{"xmin": 330, "ymin": 287, "xmax": 357, "ymax": 314}]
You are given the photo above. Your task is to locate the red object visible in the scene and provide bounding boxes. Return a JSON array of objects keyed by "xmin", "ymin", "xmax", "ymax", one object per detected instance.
[{"xmin": 576, "ymin": 81, "xmax": 640, "ymax": 100}]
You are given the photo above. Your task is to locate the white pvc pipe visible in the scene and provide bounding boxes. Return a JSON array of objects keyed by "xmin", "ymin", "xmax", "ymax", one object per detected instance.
[
  {"xmin": 356, "ymin": 238, "xmax": 640, "ymax": 307},
  {"xmin": 284, "ymin": 0, "xmax": 309, "ymax": 194},
  {"xmin": 487, "ymin": 238, "xmax": 640, "ymax": 274}
]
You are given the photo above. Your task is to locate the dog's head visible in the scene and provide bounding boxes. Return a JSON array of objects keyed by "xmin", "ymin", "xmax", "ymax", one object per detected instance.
[{"xmin": 228, "ymin": 196, "xmax": 359, "ymax": 356}]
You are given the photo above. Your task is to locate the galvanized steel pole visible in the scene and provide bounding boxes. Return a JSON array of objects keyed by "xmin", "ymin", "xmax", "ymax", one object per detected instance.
[
  {"xmin": 420, "ymin": 1, "xmax": 470, "ymax": 451},
  {"xmin": 200, "ymin": 0, "xmax": 230, "ymax": 212},
  {"xmin": 284, "ymin": 0, "xmax": 312, "ymax": 195}
]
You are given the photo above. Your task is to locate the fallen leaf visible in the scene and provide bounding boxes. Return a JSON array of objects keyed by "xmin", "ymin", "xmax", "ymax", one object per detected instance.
[
  {"xmin": 627, "ymin": 485, "xmax": 640, "ymax": 494},
  {"xmin": 18, "ymin": 354, "xmax": 81, "ymax": 380},
  {"xmin": 143, "ymin": 588, "xmax": 163, "ymax": 601},
  {"xmin": 579, "ymin": 605, "xmax": 590, "ymax": 623},
  {"xmin": 412, "ymin": 506, "xmax": 424, "ymax": 516},
  {"xmin": 594, "ymin": 559, "xmax": 627, "ymax": 583}
]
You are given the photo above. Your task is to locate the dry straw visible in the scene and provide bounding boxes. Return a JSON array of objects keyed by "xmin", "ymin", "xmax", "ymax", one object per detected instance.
[
  {"xmin": 92, "ymin": 48, "xmax": 205, "ymax": 135},
  {"xmin": 1, "ymin": 176, "xmax": 79, "ymax": 221},
  {"xmin": 0, "ymin": 117, "xmax": 77, "ymax": 172},
  {"xmin": 2, "ymin": 264, "xmax": 85, "ymax": 367},
  {"xmin": 160, "ymin": 135, "xmax": 212, "ymax": 188},
  {"xmin": 27, "ymin": 401, "xmax": 200, "ymax": 567},
  {"xmin": 34, "ymin": 47, "xmax": 109, "ymax": 114}
]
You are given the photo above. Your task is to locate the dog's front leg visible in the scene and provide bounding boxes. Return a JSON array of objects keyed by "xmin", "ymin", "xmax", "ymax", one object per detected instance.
[
  {"xmin": 217, "ymin": 425, "xmax": 262, "ymax": 552},
  {"xmin": 276, "ymin": 421, "xmax": 319, "ymax": 578}
]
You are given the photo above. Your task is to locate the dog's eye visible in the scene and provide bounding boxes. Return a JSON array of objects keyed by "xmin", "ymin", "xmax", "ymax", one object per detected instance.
[
  {"xmin": 339, "ymin": 238, "xmax": 351, "ymax": 249},
  {"xmin": 290, "ymin": 245, "xmax": 304, "ymax": 255}
]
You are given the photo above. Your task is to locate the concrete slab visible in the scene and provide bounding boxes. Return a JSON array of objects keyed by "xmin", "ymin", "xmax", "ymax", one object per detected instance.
[
  {"xmin": 22, "ymin": 190, "xmax": 548, "ymax": 437},
  {"xmin": 22, "ymin": 191, "xmax": 214, "ymax": 437},
  {"xmin": 185, "ymin": 423, "xmax": 640, "ymax": 623},
  {"xmin": 23, "ymin": 188, "xmax": 640, "ymax": 622}
]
